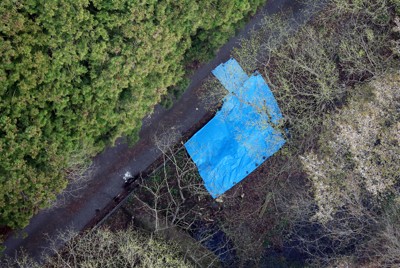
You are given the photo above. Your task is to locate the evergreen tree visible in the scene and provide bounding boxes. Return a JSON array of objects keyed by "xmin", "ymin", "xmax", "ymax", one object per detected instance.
[{"xmin": 0, "ymin": 0, "xmax": 264, "ymax": 229}]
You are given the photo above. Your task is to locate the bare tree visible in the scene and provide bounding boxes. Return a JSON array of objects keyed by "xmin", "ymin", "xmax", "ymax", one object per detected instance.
[{"xmin": 3, "ymin": 227, "xmax": 194, "ymax": 267}]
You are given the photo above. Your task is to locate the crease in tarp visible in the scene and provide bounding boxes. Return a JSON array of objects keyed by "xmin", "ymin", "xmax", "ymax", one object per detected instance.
[{"xmin": 185, "ymin": 58, "xmax": 286, "ymax": 198}]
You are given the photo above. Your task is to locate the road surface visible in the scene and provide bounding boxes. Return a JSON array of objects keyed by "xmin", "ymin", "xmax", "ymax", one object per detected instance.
[{"xmin": 2, "ymin": 0, "xmax": 318, "ymax": 262}]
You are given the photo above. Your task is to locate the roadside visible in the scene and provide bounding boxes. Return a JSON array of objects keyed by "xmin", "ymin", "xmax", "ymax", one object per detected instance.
[{"xmin": 2, "ymin": 0, "xmax": 315, "ymax": 262}]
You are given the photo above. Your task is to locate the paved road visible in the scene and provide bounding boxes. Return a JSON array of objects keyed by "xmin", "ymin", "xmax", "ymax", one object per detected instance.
[{"xmin": 2, "ymin": 0, "xmax": 317, "ymax": 262}]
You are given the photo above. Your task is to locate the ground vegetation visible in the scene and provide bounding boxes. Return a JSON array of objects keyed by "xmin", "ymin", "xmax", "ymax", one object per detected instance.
[{"xmin": 228, "ymin": 0, "xmax": 400, "ymax": 266}]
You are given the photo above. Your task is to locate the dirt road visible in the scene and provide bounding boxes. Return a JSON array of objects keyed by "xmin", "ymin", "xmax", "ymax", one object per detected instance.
[{"xmin": 2, "ymin": 0, "xmax": 316, "ymax": 262}]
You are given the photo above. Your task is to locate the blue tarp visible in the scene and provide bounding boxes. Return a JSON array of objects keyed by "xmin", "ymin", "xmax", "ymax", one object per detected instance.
[
  {"xmin": 212, "ymin": 58, "xmax": 249, "ymax": 93},
  {"xmin": 185, "ymin": 59, "xmax": 285, "ymax": 198}
]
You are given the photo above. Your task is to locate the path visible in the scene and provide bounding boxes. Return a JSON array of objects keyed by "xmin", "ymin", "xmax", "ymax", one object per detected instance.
[{"xmin": 2, "ymin": 0, "xmax": 316, "ymax": 262}]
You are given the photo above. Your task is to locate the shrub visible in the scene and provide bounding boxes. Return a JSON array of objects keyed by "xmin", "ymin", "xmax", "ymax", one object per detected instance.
[
  {"xmin": 228, "ymin": 0, "xmax": 400, "ymax": 265},
  {"xmin": 301, "ymin": 72, "xmax": 400, "ymax": 222}
]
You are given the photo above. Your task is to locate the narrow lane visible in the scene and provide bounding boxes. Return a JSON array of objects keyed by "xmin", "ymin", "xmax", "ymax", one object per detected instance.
[{"xmin": 2, "ymin": 0, "xmax": 315, "ymax": 262}]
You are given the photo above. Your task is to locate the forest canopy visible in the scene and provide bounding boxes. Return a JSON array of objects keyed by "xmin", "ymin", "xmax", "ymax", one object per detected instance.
[{"xmin": 0, "ymin": 0, "xmax": 264, "ymax": 229}]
